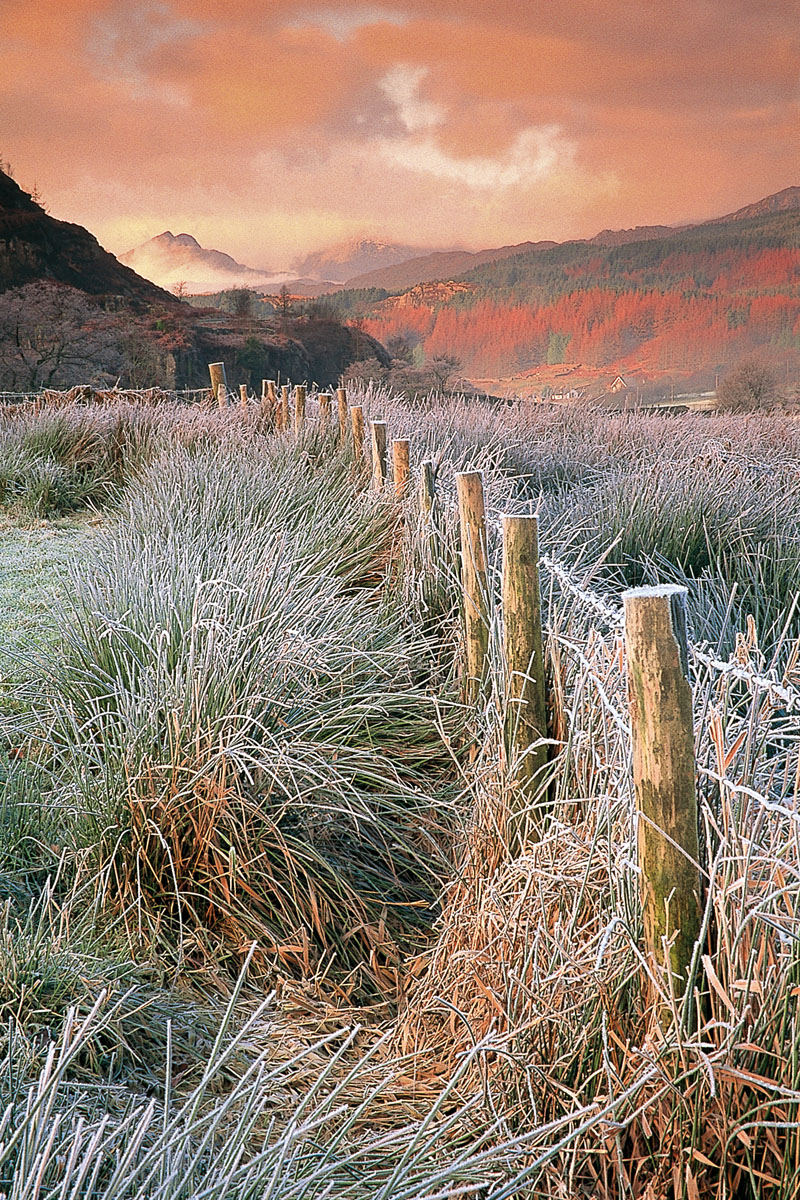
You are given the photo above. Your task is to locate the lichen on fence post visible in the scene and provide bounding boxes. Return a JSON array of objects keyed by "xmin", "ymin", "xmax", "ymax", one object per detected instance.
[
  {"xmin": 351, "ymin": 405, "xmax": 365, "ymax": 457},
  {"xmin": 623, "ymin": 584, "xmax": 702, "ymax": 1011},
  {"xmin": 278, "ymin": 385, "xmax": 290, "ymax": 431},
  {"xmin": 419, "ymin": 460, "xmax": 436, "ymax": 519},
  {"xmin": 294, "ymin": 385, "xmax": 307, "ymax": 435},
  {"xmin": 208, "ymin": 362, "xmax": 228, "ymax": 408},
  {"xmin": 337, "ymin": 387, "xmax": 348, "ymax": 438}
]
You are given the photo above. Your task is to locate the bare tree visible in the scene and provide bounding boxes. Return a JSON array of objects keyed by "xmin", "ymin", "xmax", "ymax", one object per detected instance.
[
  {"xmin": 0, "ymin": 282, "xmax": 124, "ymax": 390},
  {"xmin": 428, "ymin": 353, "xmax": 462, "ymax": 392},
  {"xmin": 717, "ymin": 355, "xmax": 779, "ymax": 412},
  {"xmin": 221, "ymin": 288, "xmax": 255, "ymax": 318},
  {"xmin": 278, "ymin": 284, "xmax": 293, "ymax": 333}
]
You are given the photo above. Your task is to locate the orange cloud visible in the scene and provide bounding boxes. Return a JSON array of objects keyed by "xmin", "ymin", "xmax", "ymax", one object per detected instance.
[{"xmin": 1, "ymin": 0, "xmax": 797, "ymax": 265}]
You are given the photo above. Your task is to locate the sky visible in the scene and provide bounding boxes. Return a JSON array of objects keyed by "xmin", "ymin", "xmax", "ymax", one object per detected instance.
[{"xmin": 2, "ymin": 0, "xmax": 799, "ymax": 269}]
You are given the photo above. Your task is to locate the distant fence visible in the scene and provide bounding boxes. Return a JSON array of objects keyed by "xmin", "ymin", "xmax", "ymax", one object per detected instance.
[{"xmin": 0, "ymin": 386, "xmax": 212, "ymax": 407}]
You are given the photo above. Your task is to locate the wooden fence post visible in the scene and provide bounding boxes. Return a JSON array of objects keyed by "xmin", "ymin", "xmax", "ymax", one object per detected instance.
[
  {"xmin": 392, "ymin": 439, "xmax": 410, "ymax": 499},
  {"xmin": 337, "ymin": 387, "xmax": 348, "ymax": 438},
  {"xmin": 262, "ymin": 379, "xmax": 277, "ymax": 418},
  {"xmin": 279, "ymin": 385, "xmax": 290, "ymax": 431},
  {"xmin": 371, "ymin": 421, "xmax": 388, "ymax": 491},
  {"xmin": 208, "ymin": 362, "xmax": 228, "ymax": 408},
  {"xmin": 456, "ymin": 471, "xmax": 489, "ymax": 705},
  {"xmin": 239, "ymin": 384, "xmax": 248, "ymax": 413},
  {"xmin": 623, "ymin": 585, "xmax": 701, "ymax": 1006},
  {"xmin": 351, "ymin": 405, "xmax": 365, "ymax": 457},
  {"xmin": 319, "ymin": 392, "xmax": 332, "ymax": 427},
  {"xmin": 294, "ymin": 385, "xmax": 306, "ymax": 435},
  {"xmin": 419, "ymin": 460, "xmax": 436, "ymax": 519},
  {"xmin": 502, "ymin": 515, "xmax": 548, "ymax": 824}
]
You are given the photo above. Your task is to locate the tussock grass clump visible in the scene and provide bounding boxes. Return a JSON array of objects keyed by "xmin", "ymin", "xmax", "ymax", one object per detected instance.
[
  {"xmin": 0, "ymin": 400, "xmax": 270, "ymax": 517},
  {"xmin": 32, "ymin": 439, "xmax": 456, "ymax": 986},
  {"xmin": 554, "ymin": 457, "xmax": 800, "ymax": 638}
]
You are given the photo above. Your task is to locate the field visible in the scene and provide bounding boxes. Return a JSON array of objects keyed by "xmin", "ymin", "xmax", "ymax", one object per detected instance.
[{"xmin": 1, "ymin": 387, "xmax": 799, "ymax": 1198}]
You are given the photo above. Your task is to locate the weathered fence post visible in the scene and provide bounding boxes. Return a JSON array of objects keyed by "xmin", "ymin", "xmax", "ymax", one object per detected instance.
[
  {"xmin": 392, "ymin": 439, "xmax": 410, "ymax": 499},
  {"xmin": 279, "ymin": 385, "xmax": 290, "ymax": 431},
  {"xmin": 262, "ymin": 379, "xmax": 277, "ymax": 418},
  {"xmin": 351, "ymin": 405, "xmax": 365, "ymax": 457},
  {"xmin": 208, "ymin": 362, "xmax": 228, "ymax": 408},
  {"xmin": 337, "ymin": 387, "xmax": 348, "ymax": 438},
  {"xmin": 502, "ymin": 515, "xmax": 548, "ymax": 825},
  {"xmin": 371, "ymin": 421, "xmax": 388, "ymax": 490},
  {"xmin": 294, "ymin": 385, "xmax": 307, "ymax": 435},
  {"xmin": 319, "ymin": 392, "xmax": 332, "ymax": 427},
  {"xmin": 239, "ymin": 384, "xmax": 248, "ymax": 413},
  {"xmin": 456, "ymin": 471, "xmax": 489, "ymax": 704},
  {"xmin": 623, "ymin": 585, "xmax": 701, "ymax": 1007},
  {"xmin": 419, "ymin": 460, "xmax": 436, "ymax": 519}
]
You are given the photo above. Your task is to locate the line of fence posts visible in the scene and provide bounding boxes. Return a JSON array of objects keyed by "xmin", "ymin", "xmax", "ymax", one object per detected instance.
[{"xmin": 204, "ymin": 364, "xmax": 703, "ymax": 1016}]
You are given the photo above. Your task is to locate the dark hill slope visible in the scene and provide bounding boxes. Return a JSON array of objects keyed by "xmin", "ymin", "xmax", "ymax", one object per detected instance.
[{"xmin": 0, "ymin": 171, "xmax": 178, "ymax": 309}]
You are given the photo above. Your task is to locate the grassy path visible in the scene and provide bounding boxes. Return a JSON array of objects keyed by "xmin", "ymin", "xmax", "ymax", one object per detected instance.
[{"xmin": 0, "ymin": 516, "xmax": 102, "ymax": 696}]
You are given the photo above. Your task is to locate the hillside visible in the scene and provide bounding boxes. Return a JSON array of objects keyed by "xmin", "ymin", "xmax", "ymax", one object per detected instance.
[
  {"xmin": 339, "ymin": 240, "xmax": 557, "ymax": 292},
  {"xmin": 710, "ymin": 185, "xmax": 800, "ymax": 224},
  {"xmin": 0, "ymin": 170, "xmax": 179, "ymax": 310},
  {"xmin": 331, "ymin": 192, "xmax": 800, "ymax": 384},
  {"xmin": 0, "ymin": 170, "xmax": 388, "ymax": 390}
]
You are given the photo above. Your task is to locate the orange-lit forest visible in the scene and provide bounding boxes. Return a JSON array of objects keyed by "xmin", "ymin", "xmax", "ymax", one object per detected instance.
[{"xmin": 353, "ymin": 221, "xmax": 800, "ymax": 381}]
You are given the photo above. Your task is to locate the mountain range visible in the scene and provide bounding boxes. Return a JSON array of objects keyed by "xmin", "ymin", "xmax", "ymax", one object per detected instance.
[
  {"xmin": 324, "ymin": 187, "xmax": 800, "ymax": 386},
  {"xmin": 120, "ymin": 232, "xmax": 445, "ymax": 294},
  {"xmin": 121, "ymin": 187, "xmax": 800, "ymax": 307}
]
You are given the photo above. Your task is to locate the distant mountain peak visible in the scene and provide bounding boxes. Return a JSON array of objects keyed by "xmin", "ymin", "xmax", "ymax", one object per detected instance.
[
  {"xmin": 120, "ymin": 231, "xmax": 282, "ymax": 293},
  {"xmin": 293, "ymin": 237, "xmax": 442, "ymax": 283},
  {"xmin": 150, "ymin": 231, "xmax": 202, "ymax": 250}
]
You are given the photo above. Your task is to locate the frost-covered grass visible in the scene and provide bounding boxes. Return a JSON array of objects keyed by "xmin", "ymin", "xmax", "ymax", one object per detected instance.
[
  {"xmin": 1, "ymin": 390, "xmax": 799, "ymax": 1197},
  {"xmin": 0, "ymin": 517, "xmax": 101, "ymax": 685}
]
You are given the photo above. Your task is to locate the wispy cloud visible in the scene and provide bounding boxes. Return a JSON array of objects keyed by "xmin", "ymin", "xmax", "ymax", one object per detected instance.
[
  {"xmin": 375, "ymin": 66, "xmax": 570, "ymax": 188},
  {"xmin": 286, "ymin": 6, "xmax": 408, "ymax": 40},
  {"xmin": 379, "ymin": 65, "xmax": 444, "ymax": 132},
  {"xmin": 384, "ymin": 125, "xmax": 569, "ymax": 188}
]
